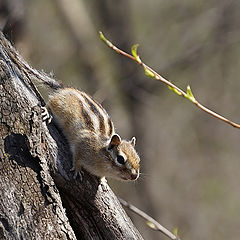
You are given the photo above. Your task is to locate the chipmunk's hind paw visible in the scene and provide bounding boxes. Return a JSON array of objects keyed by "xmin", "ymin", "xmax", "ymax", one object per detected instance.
[{"xmin": 70, "ymin": 166, "xmax": 83, "ymax": 181}]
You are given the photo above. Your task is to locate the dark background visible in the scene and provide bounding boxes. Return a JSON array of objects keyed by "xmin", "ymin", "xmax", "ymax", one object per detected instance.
[{"xmin": 2, "ymin": 0, "xmax": 240, "ymax": 239}]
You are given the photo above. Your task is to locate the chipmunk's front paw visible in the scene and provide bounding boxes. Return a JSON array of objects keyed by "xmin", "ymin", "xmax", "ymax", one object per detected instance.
[{"xmin": 41, "ymin": 106, "xmax": 52, "ymax": 124}]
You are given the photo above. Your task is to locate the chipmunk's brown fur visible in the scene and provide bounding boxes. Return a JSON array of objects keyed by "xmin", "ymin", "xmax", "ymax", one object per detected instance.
[{"xmin": 45, "ymin": 87, "xmax": 140, "ymax": 181}]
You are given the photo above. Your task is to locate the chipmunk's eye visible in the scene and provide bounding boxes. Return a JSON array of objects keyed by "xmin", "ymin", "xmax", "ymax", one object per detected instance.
[{"xmin": 116, "ymin": 155, "xmax": 125, "ymax": 165}]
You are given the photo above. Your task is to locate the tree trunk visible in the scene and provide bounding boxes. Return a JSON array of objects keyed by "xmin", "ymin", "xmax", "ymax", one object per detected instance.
[{"xmin": 0, "ymin": 31, "xmax": 143, "ymax": 240}]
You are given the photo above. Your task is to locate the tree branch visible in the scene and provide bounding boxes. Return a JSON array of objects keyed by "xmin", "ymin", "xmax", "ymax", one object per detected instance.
[
  {"xmin": 100, "ymin": 31, "xmax": 240, "ymax": 129},
  {"xmin": 119, "ymin": 198, "xmax": 180, "ymax": 240}
]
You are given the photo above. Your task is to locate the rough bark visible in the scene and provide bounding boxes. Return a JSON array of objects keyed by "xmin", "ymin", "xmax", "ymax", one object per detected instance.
[{"xmin": 0, "ymin": 31, "xmax": 143, "ymax": 239}]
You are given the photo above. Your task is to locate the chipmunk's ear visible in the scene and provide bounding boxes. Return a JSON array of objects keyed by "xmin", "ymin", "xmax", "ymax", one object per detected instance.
[
  {"xmin": 130, "ymin": 137, "xmax": 136, "ymax": 147},
  {"xmin": 108, "ymin": 134, "xmax": 121, "ymax": 150}
]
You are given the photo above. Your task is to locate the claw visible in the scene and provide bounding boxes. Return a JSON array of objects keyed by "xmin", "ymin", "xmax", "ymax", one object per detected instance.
[
  {"xmin": 41, "ymin": 106, "xmax": 52, "ymax": 124},
  {"xmin": 70, "ymin": 166, "xmax": 75, "ymax": 172},
  {"xmin": 70, "ymin": 166, "xmax": 83, "ymax": 181}
]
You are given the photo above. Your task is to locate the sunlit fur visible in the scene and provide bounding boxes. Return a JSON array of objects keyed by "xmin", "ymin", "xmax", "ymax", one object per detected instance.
[{"xmin": 47, "ymin": 88, "xmax": 140, "ymax": 181}]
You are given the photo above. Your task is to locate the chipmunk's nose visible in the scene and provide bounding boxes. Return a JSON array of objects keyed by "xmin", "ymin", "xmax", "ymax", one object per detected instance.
[{"xmin": 130, "ymin": 169, "xmax": 139, "ymax": 180}]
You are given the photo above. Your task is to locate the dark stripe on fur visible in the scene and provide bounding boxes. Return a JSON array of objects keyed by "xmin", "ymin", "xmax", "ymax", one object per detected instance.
[
  {"xmin": 82, "ymin": 94, "xmax": 106, "ymax": 135},
  {"xmin": 78, "ymin": 100, "xmax": 94, "ymax": 132},
  {"xmin": 108, "ymin": 118, "xmax": 113, "ymax": 136}
]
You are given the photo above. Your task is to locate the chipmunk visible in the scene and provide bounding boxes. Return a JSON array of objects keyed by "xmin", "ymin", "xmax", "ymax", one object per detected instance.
[{"xmin": 30, "ymin": 69, "xmax": 140, "ymax": 181}]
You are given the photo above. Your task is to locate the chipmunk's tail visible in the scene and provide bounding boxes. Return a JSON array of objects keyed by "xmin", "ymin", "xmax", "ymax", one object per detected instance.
[
  {"xmin": 14, "ymin": 47, "xmax": 62, "ymax": 90},
  {"xmin": 25, "ymin": 67, "xmax": 62, "ymax": 90}
]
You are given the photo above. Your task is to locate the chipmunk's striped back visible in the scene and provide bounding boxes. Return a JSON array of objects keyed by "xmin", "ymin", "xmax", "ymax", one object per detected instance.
[
  {"xmin": 79, "ymin": 91, "xmax": 114, "ymax": 138},
  {"xmin": 48, "ymin": 88, "xmax": 114, "ymax": 142},
  {"xmin": 46, "ymin": 87, "xmax": 140, "ymax": 181}
]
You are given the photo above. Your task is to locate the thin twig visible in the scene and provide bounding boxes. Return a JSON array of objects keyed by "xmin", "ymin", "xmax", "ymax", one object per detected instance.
[
  {"xmin": 99, "ymin": 31, "xmax": 240, "ymax": 129},
  {"xmin": 119, "ymin": 198, "xmax": 180, "ymax": 240}
]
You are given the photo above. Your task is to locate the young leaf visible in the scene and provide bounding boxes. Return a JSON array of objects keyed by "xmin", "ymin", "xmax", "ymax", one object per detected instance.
[
  {"xmin": 186, "ymin": 85, "xmax": 196, "ymax": 103},
  {"xmin": 144, "ymin": 67, "xmax": 155, "ymax": 78},
  {"xmin": 99, "ymin": 31, "xmax": 113, "ymax": 47},
  {"xmin": 146, "ymin": 221, "xmax": 158, "ymax": 230},
  {"xmin": 173, "ymin": 228, "xmax": 178, "ymax": 237},
  {"xmin": 131, "ymin": 44, "xmax": 141, "ymax": 63},
  {"xmin": 168, "ymin": 85, "xmax": 182, "ymax": 96}
]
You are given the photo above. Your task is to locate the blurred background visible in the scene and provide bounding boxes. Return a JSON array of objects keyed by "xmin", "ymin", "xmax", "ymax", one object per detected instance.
[{"xmin": 1, "ymin": 0, "xmax": 240, "ymax": 239}]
